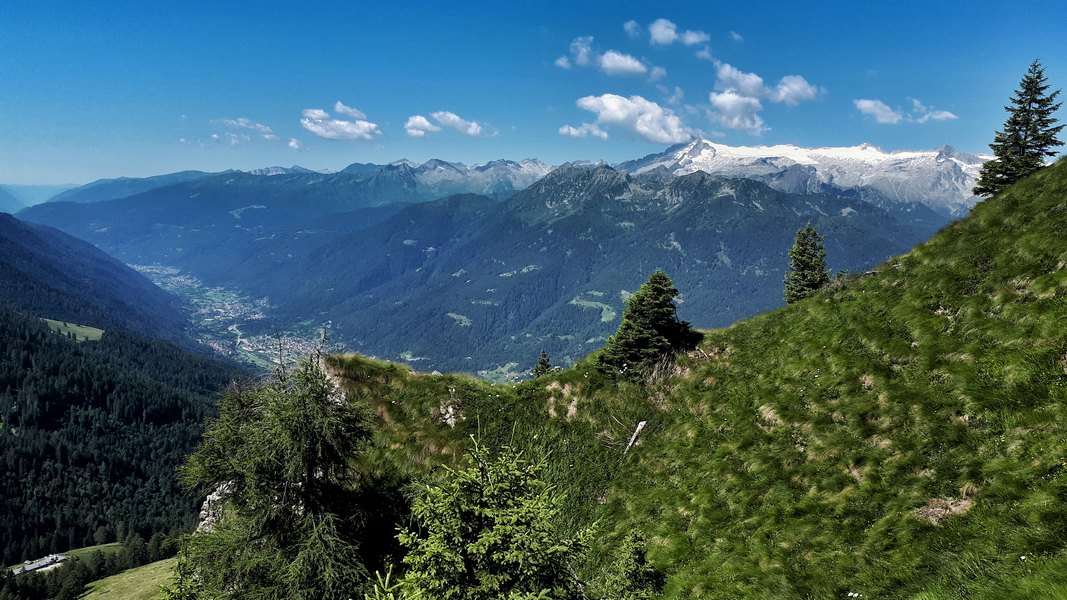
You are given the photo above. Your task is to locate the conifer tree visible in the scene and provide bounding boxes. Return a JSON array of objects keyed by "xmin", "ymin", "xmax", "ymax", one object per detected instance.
[
  {"xmin": 532, "ymin": 350, "xmax": 552, "ymax": 377},
  {"xmin": 396, "ymin": 442, "xmax": 589, "ymax": 600},
  {"xmin": 175, "ymin": 347, "xmax": 372, "ymax": 599},
  {"xmin": 596, "ymin": 270, "xmax": 700, "ymax": 381},
  {"xmin": 974, "ymin": 59, "xmax": 1064, "ymax": 196},
  {"xmin": 784, "ymin": 221, "xmax": 830, "ymax": 304}
]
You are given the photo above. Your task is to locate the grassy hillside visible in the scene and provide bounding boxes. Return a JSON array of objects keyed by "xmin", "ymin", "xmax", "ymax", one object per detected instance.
[
  {"xmin": 325, "ymin": 159, "xmax": 1067, "ymax": 598},
  {"xmin": 83, "ymin": 557, "xmax": 175, "ymax": 599},
  {"xmin": 40, "ymin": 318, "xmax": 104, "ymax": 341}
]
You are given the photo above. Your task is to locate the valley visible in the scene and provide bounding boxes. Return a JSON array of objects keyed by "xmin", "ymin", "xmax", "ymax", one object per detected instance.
[{"xmin": 131, "ymin": 264, "xmax": 320, "ymax": 369}]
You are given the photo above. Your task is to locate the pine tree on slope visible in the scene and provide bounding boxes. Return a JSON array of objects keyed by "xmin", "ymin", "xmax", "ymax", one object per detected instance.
[
  {"xmin": 974, "ymin": 59, "xmax": 1064, "ymax": 197},
  {"xmin": 532, "ymin": 350, "xmax": 552, "ymax": 378},
  {"xmin": 784, "ymin": 221, "xmax": 831, "ymax": 304},
  {"xmin": 597, "ymin": 270, "xmax": 700, "ymax": 381}
]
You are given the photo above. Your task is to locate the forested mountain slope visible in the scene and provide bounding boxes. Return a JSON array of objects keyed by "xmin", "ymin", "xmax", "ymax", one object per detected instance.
[
  {"xmin": 0, "ymin": 214, "xmax": 190, "ymax": 343},
  {"xmin": 269, "ymin": 167, "xmax": 937, "ymax": 374},
  {"xmin": 0, "ymin": 307, "xmax": 239, "ymax": 566},
  {"xmin": 328, "ymin": 158, "xmax": 1067, "ymax": 598}
]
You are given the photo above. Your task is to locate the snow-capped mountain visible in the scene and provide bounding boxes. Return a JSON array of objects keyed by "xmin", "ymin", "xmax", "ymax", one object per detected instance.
[
  {"xmin": 336, "ymin": 158, "xmax": 552, "ymax": 200},
  {"xmin": 618, "ymin": 137, "xmax": 988, "ymax": 216},
  {"xmin": 247, "ymin": 165, "xmax": 324, "ymax": 176},
  {"xmin": 409, "ymin": 158, "xmax": 552, "ymax": 200}
]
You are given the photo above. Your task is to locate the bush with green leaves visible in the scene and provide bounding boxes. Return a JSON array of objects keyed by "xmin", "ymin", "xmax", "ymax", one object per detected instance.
[
  {"xmin": 596, "ymin": 270, "xmax": 700, "ymax": 381},
  {"xmin": 173, "ymin": 349, "xmax": 373, "ymax": 599},
  {"xmin": 396, "ymin": 441, "xmax": 591, "ymax": 600},
  {"xmin": 594, "ymin": 532, "xmax": 665, "ymax": 600}
]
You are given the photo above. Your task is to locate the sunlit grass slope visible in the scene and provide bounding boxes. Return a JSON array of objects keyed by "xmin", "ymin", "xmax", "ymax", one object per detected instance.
[
  {"xmin": 82, "ymin": 557, "xmax": 176, "ymax": 599},
  {"xmin": 599, "ymin": 158, "xmax": 1067, "ymax": 598},
  {"xmin": 332, "ymin": 159, "xmax": 1067, "ymax": 598}
]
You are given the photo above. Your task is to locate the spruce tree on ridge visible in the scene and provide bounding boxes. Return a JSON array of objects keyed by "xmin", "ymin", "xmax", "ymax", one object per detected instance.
[
  {"xmin": 974, "ymin": 59, "xmax": 1063, "ymax": 197},
  {"xmin": 784, "ymin": 221, "xmax": 831, "ymax": 304}
]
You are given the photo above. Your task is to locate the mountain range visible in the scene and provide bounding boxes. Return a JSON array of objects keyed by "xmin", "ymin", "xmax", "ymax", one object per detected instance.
[
  {"xmin": 620, "ymin": 137, "xmax": 987, "ymax": 216},
  {"xmin": 17, "ymin": 137, "xmax": 989, "ymax": 373},
  {"xmin": 0, "ymin": 188, "xmax": 23, "ymax": 214}
]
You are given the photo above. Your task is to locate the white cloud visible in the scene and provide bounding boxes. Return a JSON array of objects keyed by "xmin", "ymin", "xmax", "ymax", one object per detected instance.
[
  {"xmin": 918, "ymin": 110, "xmax": 958, "ymax": 123},
  {"xmin": 680, "ymin": 30, "xmax": 710, "ymax": 45},
  {"xmin": 559, "ymin": 122, "xmax": 609, "ymax": 140},
  {"xmin": 649, "ymin": 66, "xmax": 667, "ymax": 82},
  {"xmin": 333, "ymin": 101, "xmax": 367, "ymax": 119},
  {"xmin": 557, "ymin": 36, "xmax": 663, "ymax": 80},
  {"xmin": 715, "ymin": 63, "xmax": 767, "ymax": 97},
  {"xmin": 695, "ymin": 46, "xmax": 713, "ymax": 61},
  {"xmin": 574, "ymin": 93, "xmax": 691, "ymax": 144},
  {"xmin": 570, "ymin": 36, "xmax": 594, "ymax": 67},
  {"xmin": 911, "ymin": 99, "xmax": 958, "ymax": 123},
  {"xmin": 288, "ymin": 138, "xmax": 302, "ymax": 150},
  {"xmin": 300, "ymin": 106, "xmax": 382, "ymax": 140},
  {"xmin": 431, "ymin": 111, "xmax": 487, "ymax": 136},
  {"xmin": 648, "ymin": 18, "xmax": 709, "ymax": 46},
  {"xmin": 624, "ymin": 20, "xmax": 642, "ymax": 38},
  {"xmin": 649, "ymin": 18, "xmax": 678, "ymax": 45},
  {"xmin": 215, "ymin": 117, "xmax": 273, "ymax": 134},
  {"xmin": 710, "ymin": 91, "xmax": 766, "ymax": 134},
  {"xmin": 855, "ymin": 98, "xmax": 958, "ymax": 125},
  {"xmin": 730, "ymin": 31, "xmax": 744, "ymax": 42},
  {"xmin": 598, "ymin": 50, "xmax": 647, "ymax": 76},
  {"xmin": 854, "ymin": 99, "xmax": 903, "ymax": 124},
  {"xmin": 708, "ymin": 62, "xmax": 821, "ymax": 133},
  {"xmin": 405, "ymin": 114, "xmax": 442, "ymax": 137},
  {"xmin": 225, "ymin": 132, "xmax": 250, "ymax": 146},
  {"xmin": 302, "ymin": 108, "xmax": 330, "ymax": 120},
  {"xmin": 214, "ymin": 117, "xmax": 277, "ymax": 140},
  {"xmin": 659, "ymin": 85, "xmax": 684, "ymax": 105},
  {"xmin": 769, "ymin": 75, "xmax": 820, "ymax": 106}
]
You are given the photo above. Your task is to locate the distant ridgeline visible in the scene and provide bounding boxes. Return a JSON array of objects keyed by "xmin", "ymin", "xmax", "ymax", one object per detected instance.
[
  {"xmin": 0, "ymin": 306, "xmax": 237, "ymax": 565},
  {"xmin": 318, "ymin": 159, "xmax": 1067, "ymax": 597},
  {"xmin": 0, "ymin": 213, "xmax": 188, "ymax": 345},
  {"xmin": 17, "ymin": 143, "xmax": 973, "ymax": 374}
]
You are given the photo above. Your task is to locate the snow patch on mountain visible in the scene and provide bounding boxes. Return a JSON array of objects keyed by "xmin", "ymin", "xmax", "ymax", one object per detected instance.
[
  {"xmin": 618, "ymin": 137, "xmax": 988, "ymax": 216},
  {"xmin": 412, "ymin": 158, "xmax": 552, "ymax": 199},
  {"xmin": 248, "ymin": 165, "xmax": 324, "ymax": 176}
]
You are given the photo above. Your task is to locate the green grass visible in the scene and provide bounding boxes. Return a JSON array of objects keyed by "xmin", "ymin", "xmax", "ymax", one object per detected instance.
[
  {"xmin": 5, "ymin": 542, "xmax": 122, "ymax": 571},
  {"xmin": 41, "ymin": 318, "xmax": 104, "ymax": 341},
  {"xmin": 66, "ymin": 542, "xmax": 122, "ymax": 562},
  {"xmin": 326, "ymin": 160, "xmax": 1067, "ymax": 598},
  {"xmin": 83, "ymin": 557, "xmax": 176, "ymax": 599}
]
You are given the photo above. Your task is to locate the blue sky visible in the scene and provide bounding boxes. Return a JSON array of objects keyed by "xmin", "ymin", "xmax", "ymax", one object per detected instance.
[{"xmin": 1, "ymin": 1, "xmax": 1064, "ymax": 184}]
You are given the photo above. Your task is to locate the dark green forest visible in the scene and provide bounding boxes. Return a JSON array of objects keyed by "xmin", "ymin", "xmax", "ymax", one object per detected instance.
[{"xmin": 0, "ymin": 307, "xmax": 238, "ymax": 565}]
